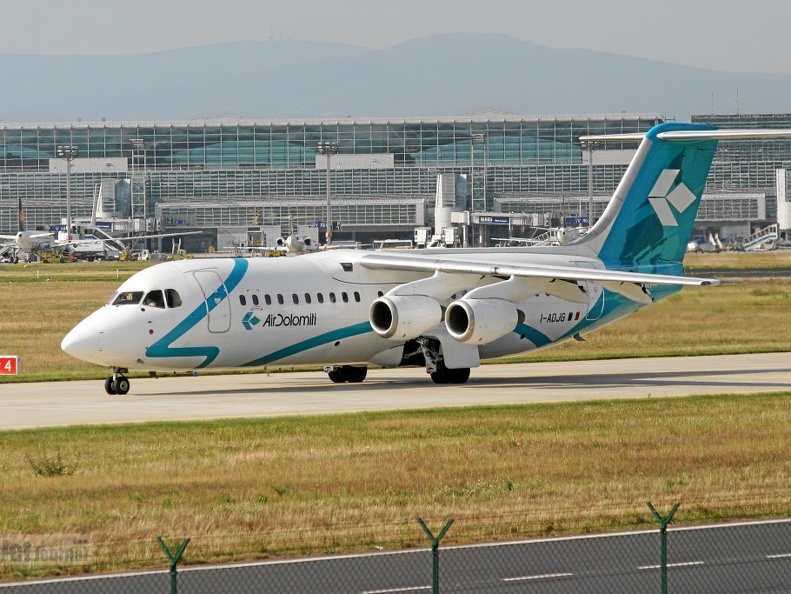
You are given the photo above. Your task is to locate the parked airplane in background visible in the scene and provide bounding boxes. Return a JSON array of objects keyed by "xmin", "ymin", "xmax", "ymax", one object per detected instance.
[
  {"xmin": 1, "ymin": 224, "xmax": 199, "ymax": 262},
  {"xmin": 236, "ymin": 234, "xmax": 319, "ymax": 257},
  {"xmin": 2, "ymin": 229, "xmax": 60, "ymax": 254},
  {"xmin": 62, "ymin": 123, "xmax": 791, "ymax": 394},
  {"xmin": 0, "ymin": 199, "xmax": 46, "ymax": 261},
  {"xmin": 493, "ymin": 226, "xmax": 588, "ymax": 247},
  {"xmin": 0, "ymin": 197, "xmax": 203, "ymax": 262}
]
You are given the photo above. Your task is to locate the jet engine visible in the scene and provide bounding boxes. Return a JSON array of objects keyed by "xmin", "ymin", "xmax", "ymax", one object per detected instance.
[
  {"xmin": 369, "ymin": 295, "xmax": 442, "ymax": 340},
  {"xmin": 445, "ymin": 298, "xmax": 522, "ymax": 345}
]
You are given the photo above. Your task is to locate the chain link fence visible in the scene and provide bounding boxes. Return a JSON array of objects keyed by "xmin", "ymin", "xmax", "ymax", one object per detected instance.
[{"xmin": 2, "ymin": 512, "xmax": 790, "ymax": 592}]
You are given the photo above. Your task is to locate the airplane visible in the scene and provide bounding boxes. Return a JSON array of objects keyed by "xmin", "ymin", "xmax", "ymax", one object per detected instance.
[
  {"xmin": 1, "ymin": 225, "xmax": 200, "ymax": 262},
  {"xmin": 231, "ymin": 214, "xmax": 321, "ymax": 257},
  {"xmin": 493, "ymin": 226, "xmax": 589, "ymax": 247},
  {"xmin": 0, "ymin": 199, "xmax": 57, "ymax": 261},
  {"xmin": 264, "ymin": 234, "xmax": 319, "ymax": 256},
  {"xmin": 0, "ymin": 196, "xmax": 201, "ymax": 262},
  {"xmin": 227, "ymin": 234, "xmax": 320, "ymax": 258},
  {"xmin": 687, "ymin": 232, "xmax": 724, "ymax": 253},
  {"xmin": 61, "ymin": 122, "xmax": 791, "ymax": 395},
  {"xmin": 1, "ymin": 230, "xmax": 61, "ymax": 256},
  {"xmin": 0, "ymin": 198, "xmax": 93, "ymax": 260}
]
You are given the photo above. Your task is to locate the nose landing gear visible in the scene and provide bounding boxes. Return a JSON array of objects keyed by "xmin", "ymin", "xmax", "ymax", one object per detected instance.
[{"xmin": 104, "ymin": 368, "xmax": 130, "ymax": 395}]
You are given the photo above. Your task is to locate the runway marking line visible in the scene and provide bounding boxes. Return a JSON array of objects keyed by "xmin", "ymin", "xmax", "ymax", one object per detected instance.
[
  {"xmin": 638, "ymin": 561, "xmax": 705, "ymax": 570},
  {"xmin": 503, "ymin": 572, "xmax": 574, "ymax": 582},
  {"xmin": 361, "ymin": 586, "xmax": 431, "ymax": 593}
]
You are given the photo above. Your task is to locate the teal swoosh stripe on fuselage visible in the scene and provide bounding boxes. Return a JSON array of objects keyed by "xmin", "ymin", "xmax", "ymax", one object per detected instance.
[
  {"xmin": 512, "ymin": 323, "xmax": 552, "ymax": 348},
  {"xmin": 147, "ymin": 259, "xmax": 249, "ymax": 368},
  {"xmin": 242, "ymin": 321, "xmax": 374, "ymax": 367},
  {"xmin": 550, "ymin": 284, "xmax": 680, "ymax": 344}
]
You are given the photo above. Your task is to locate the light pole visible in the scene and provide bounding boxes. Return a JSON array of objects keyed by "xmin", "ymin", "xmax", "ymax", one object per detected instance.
[
  {"xmin": 581, "ymin": 140, "xmax": 596, "ymax": 227},
  {"xmin": 130, "ymin": 138, "xmax": 147, "ymax": 227},
  {"xmin": 317, "ymin": 141, "xmax": 338, "ymax": 245},
  {"xmin": 471, "ymin": 133, "xmax": 487, "ymax": 246},
  {"xmin": 56, "ymin": 145, "xmax": 79, "ymax": 240}
]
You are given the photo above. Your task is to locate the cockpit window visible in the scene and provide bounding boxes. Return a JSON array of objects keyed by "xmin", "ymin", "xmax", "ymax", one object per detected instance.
[
  {"xmin": 112, "ymin": 291, "xmax": 144, "ymax": 306},
  {"xmin": 143, "ymin": 290, "xmax": 166, "ymax": 309},
  {"xmin": 112, "ymin": 289, "xmax": 181, "ymax": 308},
  {"xmin": 165, "ymin": 289, "xmax": 182, "ymax": 308}
]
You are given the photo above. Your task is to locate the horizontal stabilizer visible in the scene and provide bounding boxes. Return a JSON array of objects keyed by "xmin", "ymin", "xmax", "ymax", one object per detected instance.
[{"xmin": 580, "ymin": 129, "xmax": 791, "ymax": 143}]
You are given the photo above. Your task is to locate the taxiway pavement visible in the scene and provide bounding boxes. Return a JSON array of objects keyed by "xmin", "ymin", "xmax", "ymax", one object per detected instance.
[{"xmin": 2, "ymin": 352, "xmax": 790, "ymax": 430}]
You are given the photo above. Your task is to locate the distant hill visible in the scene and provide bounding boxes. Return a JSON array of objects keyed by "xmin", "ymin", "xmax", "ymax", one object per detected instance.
[{"xmin": 0, "ymin": 33, "xmax": 789, "ymax": 122}]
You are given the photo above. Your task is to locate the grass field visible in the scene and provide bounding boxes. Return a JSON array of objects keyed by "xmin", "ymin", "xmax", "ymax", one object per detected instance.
[
  {"xmin": 1, "ymin": 251, "xmax": 791, "ymax": 579},
  {"xmin": 1, "ymin": 395, "xmax": 790, "ymax": 578},
  {"xmin": 684, "ymin": 249, "xmax": 791, "ymax": 269}
]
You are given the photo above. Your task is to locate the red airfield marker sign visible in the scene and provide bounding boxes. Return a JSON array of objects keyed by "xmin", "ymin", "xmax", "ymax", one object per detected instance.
[{"xmin": 0, "ymin": 356, "xmax": 20, "ymax": 375}]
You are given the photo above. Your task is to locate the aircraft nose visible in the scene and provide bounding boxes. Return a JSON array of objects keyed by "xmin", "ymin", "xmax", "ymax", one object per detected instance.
[{"xmin": 61, "ymin": 323, "xmax": 99, "ymax": 362}]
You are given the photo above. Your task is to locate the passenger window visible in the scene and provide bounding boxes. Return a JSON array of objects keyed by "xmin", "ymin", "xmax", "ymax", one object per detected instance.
[
  {"xmin": 341, "ymin": 292, "xmax": 349, "ymax": 303},
  {"xmin": 304, "ymin": 293, "xmax": 312, "ymax": 304},
  {"xmin": 354, "ymin": 291, "xmax": 361, "ymax": 302},
  {"xmin": 329, "ymin": 292, "xmax": 336, "ymax": 303},
  {"xmin": 277, "ymin": 294, "xmax": 284, "ymax": 305},
  {"xmin": 143, "ymin": 290, "xmax": 166, "ymax": 309},
  {"xmin": 317, "ymin": 293, "xmax": 324, "ymax": 304},
  {"xmin": 112, "ymin": 291, "xmax": 144, "ymax": 306},
  {"xmin": 265, "ymin": 294, "xmax": 271, "ymax": 305},
  {"xmin": 292, "ymin": 293, "xmax": 299, "ymax": 304},
  {"xmin": 239, "ymin": 295, "xmax": 247, "ymax": 306},
  {"xmin": 252, "ymin": 294, "xmax": 259, "ymax": 306},
  {"xmin": 377, "ymin": 291, "xmax": 383, "ymax": 297}
]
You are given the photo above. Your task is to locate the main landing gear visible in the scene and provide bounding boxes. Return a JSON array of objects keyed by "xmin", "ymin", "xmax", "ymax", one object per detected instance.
[
  {"xmin": 429, "ymin": 362, "xmax": 471, "ymax": 385},
  {"xmin": 325, "ymin": 365, "xmax": 368, "ymax": 384},
  {"xmin": 416, "ymin": 337, "xmax": 471, "ymax": 384},
  {"xmin": 104, "ymin": 368, "xmax": 130, "ymax": 395}
]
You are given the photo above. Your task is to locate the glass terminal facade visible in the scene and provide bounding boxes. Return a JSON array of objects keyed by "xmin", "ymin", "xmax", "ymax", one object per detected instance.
[{"xmin": 1, "ymin": 112, "xmax": 787, "ymax": 247}]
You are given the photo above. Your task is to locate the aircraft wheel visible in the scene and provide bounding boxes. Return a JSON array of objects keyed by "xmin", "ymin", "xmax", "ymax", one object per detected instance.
[
  {"xmin": 447, "ymin": 367, "xmax": 471, "ymax": 384},
  {"xmin": 113, "ymin": 376, "xmax": 130, "ymax": 395},
  {"xmin": 327, "ymin": 368, "xmax": 345, "ymax": 383},
  {"xmin": 343, "ymin": 366, "xmax": 367, "ymax": 383},
  {"xmin": 430, "ymin": 368, "xmax": 450, "ymax": 384},
  {"xmin": 104, "ymin": 377, "xmax": 117, "ymax": 395}
]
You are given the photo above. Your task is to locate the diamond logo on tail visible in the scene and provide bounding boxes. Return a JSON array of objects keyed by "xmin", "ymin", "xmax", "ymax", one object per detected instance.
[{"xmin": 647, "ymin": 169, "xmax": 696, "ymax": 227}]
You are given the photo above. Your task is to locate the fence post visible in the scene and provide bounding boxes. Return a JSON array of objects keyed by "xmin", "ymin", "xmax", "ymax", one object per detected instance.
[
  {"xmin": 157, "ymin": 537, "xmax": 190, "ymax": 594},
  {"xmin": 647, "ymin": 502, "xmax": 680, "ymax": 594},
  {"xmin": 417, "ymin": 518, "xmax": 454, "ymax": 594}
]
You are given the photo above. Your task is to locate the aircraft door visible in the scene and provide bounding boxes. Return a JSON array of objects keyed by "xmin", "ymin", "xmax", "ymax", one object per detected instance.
[{"xmin": 193, "ymin": 270, "xmax": 231, "ymax": 333}]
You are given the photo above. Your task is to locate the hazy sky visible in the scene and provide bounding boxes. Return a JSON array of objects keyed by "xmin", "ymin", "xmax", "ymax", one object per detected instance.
[{"xmin": 2, "ymin": 0, "xmax": 790, "ymax": 75}]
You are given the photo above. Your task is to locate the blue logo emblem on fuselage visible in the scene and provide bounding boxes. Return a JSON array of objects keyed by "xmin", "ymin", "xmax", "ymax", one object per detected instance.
[{"xmin": 242, "ymin": 312, "xmax": 261, "ymax": 330}]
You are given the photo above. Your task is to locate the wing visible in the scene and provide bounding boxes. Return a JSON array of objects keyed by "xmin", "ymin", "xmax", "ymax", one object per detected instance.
[
  {"xmin": 359, "ymin": 251, "xmax": 718, "ymax": 287},
  {"xmin": 360, "ymin": 251, "xmax": 717, "ymax": 307},
  {"xmin": 111, "ymin": 231, "xmax": 203, "ymax": 244},
  {"xmin": 2, "ymin": 232, "xmax": 54, "ymax": 240}
]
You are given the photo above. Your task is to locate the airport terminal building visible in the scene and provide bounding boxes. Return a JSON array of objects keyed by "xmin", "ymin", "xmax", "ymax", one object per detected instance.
[{"xmin": 1, "ymin": 111, "xmax": 789, "ymax": 250}]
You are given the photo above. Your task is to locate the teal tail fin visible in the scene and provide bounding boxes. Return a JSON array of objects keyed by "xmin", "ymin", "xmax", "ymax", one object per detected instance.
[{"xmin": 580, "ymin": 122, "xmax": 719, "ymax": 268}]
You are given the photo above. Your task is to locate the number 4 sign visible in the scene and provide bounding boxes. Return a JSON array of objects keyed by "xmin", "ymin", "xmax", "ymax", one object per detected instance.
[{"xmin": 0, "ymin": 356, "xmax": 19, "ymax": 375}]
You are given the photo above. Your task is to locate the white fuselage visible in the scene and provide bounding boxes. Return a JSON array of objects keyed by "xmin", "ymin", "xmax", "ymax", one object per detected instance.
[{"xmin": 61, "ymin": 249, "xmax": 651, "ymax": 373}]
